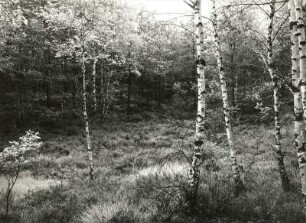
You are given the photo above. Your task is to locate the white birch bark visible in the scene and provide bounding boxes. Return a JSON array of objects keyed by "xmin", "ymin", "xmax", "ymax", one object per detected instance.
[
  {"xmin": 291, "ymin": 0, "xmax": 306, "ymax": 196},
  {"xmin": 187, "ymin": 0, "xmax": 206, "ymax": 208},
  {"xmin": 296, "ymin": 0, "xmax": 306, "ymax": 120},
  {"xmin": 212, "ymin": 0, "xmax": 243, "ymax": 196},
  {"xmin": 92, "ymin": 58, "xmax": 98, "ymax": 112},
  {"xmin": 266, "ymin": 0, "xmax": 290, "ymax": 191},
  {"xmin": 82, "ymin": 52, "xmax": 94, "ymax": 180}
]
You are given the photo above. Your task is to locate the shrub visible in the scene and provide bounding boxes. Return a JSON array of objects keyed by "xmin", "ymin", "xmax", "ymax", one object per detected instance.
[{"xmin": 0, "ymin": 130, "xmax": 42, "ymax": 219}]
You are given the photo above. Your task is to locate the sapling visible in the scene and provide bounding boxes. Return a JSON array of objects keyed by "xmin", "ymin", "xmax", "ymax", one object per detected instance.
[{"xmin": 0, "ymin": 130, "xmax": 42, "ymax": 218}]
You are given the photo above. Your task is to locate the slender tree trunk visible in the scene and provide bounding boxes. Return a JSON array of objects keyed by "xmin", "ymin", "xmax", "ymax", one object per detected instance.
[
  {"xmin": 105, "ymin": 71, "xmax": 113, "ymax": 118},
  {"xmin": 81, "ymin": 52, "xmax": 94, "ymax": 180},
  {"xmin": 43, "ymin": 22, "xmax": 51, "ymax": 109},
  {"xmin": 92, "ymin": 58, "xmax": 98, "ymax": 112},
  {"xmin": 267, "ymin": 0, "xmax": 290, "ymax": 191},
  {"xmin": 146, "ymin": 80, "xmax": 150, "ymax": 109},
  {"xmin": 61, "ymin": 60, "xmax": 67, "ymax": 111},
  {"xmin": 291, "ymin": 0, "xmax": 306, "ymax": 197},
  {"xmin": 158, "ymin": 76, "xmax": 162, "ymax": 108},
  {"xmin": 73, "ymin": 72, "xmax": 77, "ymax": 108},
  {"xmin": 187, "ymin": 0, "xmax": 206, "ymax": 211},
  {"xmin": 243, "ymin": 70, "xmax": 246, "ymax": 97},
  {"xmin": 212, "ymin": 0, "xmax": 243, "ymax": 196},
  {"xmin": 127, "ymin": 70, "xmax": 132, "ymax": 118},
  {"xmin": 229, "ymin": 43, "xmax": 237, "ymax": 112},
  {"xmin": 234, "ymin": 72, "xmax": 238, "ymax": 110},
  {"xmin": 100, "ymin": 65, "xmax": 113, "ymax": 124},
  {"xmin": 100, "ymin": 65, "xmax": 104, "ymax": 124},
  {"xmin": 46, "ymin": 79, "xmax": 51, "ymax": 108},
  {"xmin": 5, "ymin": 161, "xmax": 21, "ymax": 218},
  {"xmin": 72, "ymin": 60, "xmax": 78, "ymax": 109}
]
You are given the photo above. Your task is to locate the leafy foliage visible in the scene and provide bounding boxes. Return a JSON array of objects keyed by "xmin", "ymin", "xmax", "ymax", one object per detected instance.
[{"xmin": 0, "ymin": 130, "xmax": 42, "ymax": 174}]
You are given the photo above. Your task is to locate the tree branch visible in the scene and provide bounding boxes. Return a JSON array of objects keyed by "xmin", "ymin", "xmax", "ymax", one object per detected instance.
[
  {"xmin": 272, "ymin": 14, "xmax": 289, "ymax": 42},
  {"xmin": 250, "ymin": 0, "xmax": 270, "ymax": 16},
  {"xmin": 275, "ymin": 1, "xmax": 287, "ymax": 13},
  {"xmin": 183, "ymin": 0, "xmax": 195, "ymax": 9},
  {"xmin": 223, "ymin": 0, "xmax": 288, "ymax": 8}
]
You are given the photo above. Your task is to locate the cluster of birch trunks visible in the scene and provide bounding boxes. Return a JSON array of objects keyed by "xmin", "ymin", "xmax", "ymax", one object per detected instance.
[
  {"xmin": 78, "ymin": 0, "xmax": 306, "ymax": 212},
  {"xmin": 185, "ymin": 0, "xmax": 244, "ymax": 208},
  {"xmin": 182, "ymin": 0, "xmax": 306, "ymax": 211}
]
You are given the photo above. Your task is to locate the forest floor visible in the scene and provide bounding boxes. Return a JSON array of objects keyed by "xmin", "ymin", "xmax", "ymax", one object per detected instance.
[
  {"xmin": 0, "ymin": 171, "xmax": 63, "ymax": 196},
  {"xmin": 0, "ymin": 116, "xmax": 305, "ymax": 223}
]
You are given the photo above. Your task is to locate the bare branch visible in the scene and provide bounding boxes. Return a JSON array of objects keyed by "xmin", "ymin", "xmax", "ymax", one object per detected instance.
[
  {"xmin": 201, "ymin": 15, "xmax": 214, "ymax": 24},
  {"xmin": 159, "ymin": 21, "xmax": 198, "ymax": 36},
  {"xmin": 272, "ymin": 13, "xmax": 289, "ymax": 42},
  {"xmin": 276, "ymin": 74, "xmax": 294, "ymax": 95},
  {"xmin": 250, "ymin": 0, "xmax": 269, "ymax": 16},
  {"xmin": 274, "ymin": 1, "xmax": 287, "ymax": 13},
  {"xmin": 183, "ymin": 0, "xmax": 195, "ymax": 9},
  {"xmin": 154, "ymin": 12, "xmax": 193, "ymax": 16},
  {"xmin": 223, "ymin": 0, "xmax": 288, "ymax": 8}
]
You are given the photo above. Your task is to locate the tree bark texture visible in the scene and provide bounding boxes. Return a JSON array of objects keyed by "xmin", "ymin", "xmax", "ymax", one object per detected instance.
[
  {"xmin": 212, "ymin": 0, "xmax": 243, "ymax": 196},
  {"xmin": 92, "ymin": 58, "xmax": 98, "ymax": 111},
  {"xmin": 290, "ymin": 0, "xmax": 306, "ymax": 196},
  {"xmin": 82, "ymin": 52, "xmax": 94, "ymax": 180},
  {"xmin": 188, "ymin": 0, "xmax": 206, "ymax": 210},
  {"xmin": 268, "ymin": 0, "xmax": 290, "ymax": 191}
]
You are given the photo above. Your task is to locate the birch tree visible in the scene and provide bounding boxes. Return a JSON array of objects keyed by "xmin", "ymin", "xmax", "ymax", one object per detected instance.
[
  {"xmin": 211, "ymin": 0, "xmax": 244, "ymax": 196},
  {"xmin": 81, "ymin": 50, "xmax": 94, "ymax": 180},
  {"xmin": 184, "ymin": 0, "xmax": 206, "ymax": 210},
  {"xmin": 265, "ymin": 0, "xmax": 290, "ymax": 191},
  {"xmin": 244, "ymin": 0, "xmax": 291, "ymax": 191},
  {"xmin": 92, "ymin": 57, "xmax": 98, "ymax": 111},
  {"xmin": 41, "ymin": 0, "xmax": 101, "ymax": 180},
  {"xmin": 291, "ymin": 0, "xmax": 306, "ymax": 198}
]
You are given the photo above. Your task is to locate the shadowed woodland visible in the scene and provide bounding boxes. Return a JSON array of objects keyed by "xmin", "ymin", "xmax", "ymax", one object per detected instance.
[{"xmin": 1, "ymin": 0, "xmax": 306, "ymax": 222}]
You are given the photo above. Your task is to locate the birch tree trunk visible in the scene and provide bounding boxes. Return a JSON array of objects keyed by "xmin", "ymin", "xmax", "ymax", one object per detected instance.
[
  {"xmin": 81, "ymin": 52, "xmax": 94, "ymax": 180},
  {"xmin": 100, "ymin": 65, "xmax": 113, "ymax": 124},
  {"xmin": 187, "ymin": 0, "xmax": 206, "ymax": 210},
  {"xmin": 92, "ymin": 58, "xmax": 98, "ymax": 112},
  {"xmin": 266, "ymin": 0, "xmax": 290, "ymax": 191},
  {"xmin": 295, "ymin": 0, "xmax": 306, "ymax": 118},
  {"xmin": 212, "ymin": 0, "xmax": 243, "ymax": 196},
  {"xmin": 127, "ymin": 43, "xmax": 132, "ymax": 120},
  {"xmin": 234, "ymin": 72, "xmax": 238, "ymax": 112},
  {"xmin": 229, "ymin": 43, "xmax": 238, "ymax": 113},
  {"xmin": 127, "ymin": 70, "xmax": 132, "ymax": 119},
  {"xmin": 291, "ymin": 0, "xmax": 306, "ymax": 197},
  {"xmin": 100, "ymin": 65, "xmax": 104, "ymax": 124}
]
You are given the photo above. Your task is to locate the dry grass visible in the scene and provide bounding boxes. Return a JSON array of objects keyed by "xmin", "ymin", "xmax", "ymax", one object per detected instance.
[
  {"xmin": 0, "ymin": 171, "xmax": 63, "ymax": 197},
  {"xmin": 1, "ymin": 118, "xmax": 306, "ymax": 222},
  {"xmin": 125, "ymin": 161, "xmax": 189, "ymax": 183}
]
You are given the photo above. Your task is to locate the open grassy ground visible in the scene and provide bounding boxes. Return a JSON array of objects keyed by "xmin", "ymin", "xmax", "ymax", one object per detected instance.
[
  {"xmin": 1, "ymin": 117, "xmax": 305, "ymax": 222},
  {"xmin": 0, "ymin": 171, "xmax": 63, "ymax": 196}
]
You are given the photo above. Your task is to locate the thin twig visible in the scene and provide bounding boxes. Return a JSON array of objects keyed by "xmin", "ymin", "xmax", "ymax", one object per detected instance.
[
  {"xmin": 183, "ymin": 0, "xmax": 195, "ymax": 9},
  {"xmin": 223, "ymin": 0, "xmax": 288, "ymax": 8}
]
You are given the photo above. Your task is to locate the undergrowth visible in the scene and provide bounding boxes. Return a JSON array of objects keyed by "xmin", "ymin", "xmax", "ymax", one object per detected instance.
[{"xmin": 0, "ymin": 118, "xmax": 305, "ymax": 222}]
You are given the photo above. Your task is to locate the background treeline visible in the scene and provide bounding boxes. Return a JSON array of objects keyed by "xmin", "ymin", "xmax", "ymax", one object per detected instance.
[{"xmin": 0, "ymin": 0, "xmax": 291, "ymax": 136}]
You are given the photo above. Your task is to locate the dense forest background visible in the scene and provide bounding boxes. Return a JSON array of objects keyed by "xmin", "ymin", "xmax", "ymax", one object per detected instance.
[
  {"xmin": 0, "ymin": 0, "xmax": 285, "ymax": 135},
  {"xmin": 0, "ymin": 0, "xmax": 305, "ymax": 222}
]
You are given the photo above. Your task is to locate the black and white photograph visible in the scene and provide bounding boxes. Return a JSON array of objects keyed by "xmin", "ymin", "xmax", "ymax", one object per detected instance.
[{"xmin": 0, "ymin": 0, "xmax": 304, "ymax": 222}]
